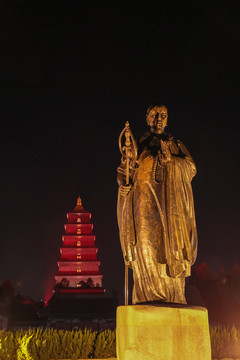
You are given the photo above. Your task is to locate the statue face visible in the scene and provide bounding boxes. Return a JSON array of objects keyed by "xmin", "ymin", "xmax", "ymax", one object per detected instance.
[{"xmin": 146, "ymin": 106, "xmax": 168, "ymax": 133}]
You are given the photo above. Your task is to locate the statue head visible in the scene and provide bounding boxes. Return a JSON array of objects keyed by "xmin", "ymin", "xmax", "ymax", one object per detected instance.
[{"xmin": 146, "ymin": 104, "xmax": 168, "ymax": 134}]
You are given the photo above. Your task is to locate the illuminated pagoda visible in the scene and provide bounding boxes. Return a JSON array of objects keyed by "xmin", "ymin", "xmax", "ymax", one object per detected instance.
[
  {"xmin": 55, "ymin": 197, "xmax": 105, "ymax": 294},
  {"xmin": 45, "ymin": 196, "xmax": 118, "ymax": 329}
]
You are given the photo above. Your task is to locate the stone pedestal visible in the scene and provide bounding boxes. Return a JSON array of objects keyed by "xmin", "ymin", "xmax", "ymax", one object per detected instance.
[{"xmin": 117, "ymin": 304, "xmax": 211, "ymax": 360}]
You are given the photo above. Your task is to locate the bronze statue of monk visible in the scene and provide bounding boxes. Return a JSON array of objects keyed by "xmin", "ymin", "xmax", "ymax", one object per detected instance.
[{"xmin": 117, "ymin": 104, "xmax": 197, "ymax": 304}]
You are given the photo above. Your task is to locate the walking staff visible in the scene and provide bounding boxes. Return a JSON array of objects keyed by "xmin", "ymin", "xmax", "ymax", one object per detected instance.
[{"xmin": 118, "ymin": 121, "xmax": 138, "ymax": 305}]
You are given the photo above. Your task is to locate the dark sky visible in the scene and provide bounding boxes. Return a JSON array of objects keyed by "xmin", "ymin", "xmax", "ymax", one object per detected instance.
[{"xmin": 0, "ymin": 1, "xmax": 239, "ymax": 303}]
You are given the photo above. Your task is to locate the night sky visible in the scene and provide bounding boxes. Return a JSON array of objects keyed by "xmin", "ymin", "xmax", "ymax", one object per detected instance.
[{"xmin": 0, "ymin": 2, "xmax": 239, "ymax": 303}]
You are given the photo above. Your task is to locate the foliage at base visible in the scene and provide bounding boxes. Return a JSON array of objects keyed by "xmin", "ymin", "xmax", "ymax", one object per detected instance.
[
  {"xmin": 3, "ymin": 325, "xmax": 240, "ymax": 359},
  {"xmin": 0, "ymin": 328, "xmax": 116, "ymax": 359},
  {"xmin": 210, "ymin": 325, "xmax": 240, "ymax": 359}
]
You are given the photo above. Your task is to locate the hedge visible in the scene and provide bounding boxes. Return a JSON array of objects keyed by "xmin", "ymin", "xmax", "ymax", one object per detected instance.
[
  {"xmin": 210, "ymin": 326, "xmax": 240, "ymax": 359},
  {"xmin": 0, "ymin": 328, "xmax": 116, "ymax": 360},
  {"xmin": 2, "ymin": 326, "xmax": 240, "ymax": 359}
]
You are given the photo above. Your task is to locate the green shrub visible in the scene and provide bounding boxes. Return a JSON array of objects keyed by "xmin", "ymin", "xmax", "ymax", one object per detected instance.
[
  {"xmin": 0, "ymin": 328, "xmax": 116, "ymax": 359},
  {"xmin": 94, "ymin": 329, "xmax": 116, "ymax": 359},
  {"xmin": 0, "ymin": 330, "xmax": 18, "ymax": 360},
  {"xmin": 210, "ymin": 325, "xmax": 240, "ymax": 359},
  {"xmin": 6, "ymin": 325, "xmax": 240, "ymax": 359}
]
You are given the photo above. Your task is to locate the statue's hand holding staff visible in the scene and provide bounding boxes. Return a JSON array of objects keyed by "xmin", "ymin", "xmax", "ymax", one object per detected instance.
[{"xmin": 120, "ymin": 184, "xmax": 132, "ymax": 197}]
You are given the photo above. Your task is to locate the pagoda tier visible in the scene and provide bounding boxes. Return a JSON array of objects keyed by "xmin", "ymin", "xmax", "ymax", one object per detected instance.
[
  {"xmin": 64, "ymin": 224, "xmax": 93, "ymax": 235},
  {"xmin": 55, "ymin": 197, "xmax": 105, "ymax": 294},
  {"xmin": 58, "ymin": 260, "xmax": 100, "ymax": 273},
  {"xmin": 67, "ymin": 212, "xmax": 91, "ymax": 224},
  {"xmin": 60, "ymin": 247, "xmax": 98, "ymax": 260},
  {"xmin": 55, "ymin": 275, "xmax": 103, "ymax": 287},
  {"xmin": 62, "ymin": 235, "xmax": 96, "ymax": 247}
]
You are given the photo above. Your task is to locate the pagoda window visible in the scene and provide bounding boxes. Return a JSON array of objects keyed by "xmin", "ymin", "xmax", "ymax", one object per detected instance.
[
  {"xmin": 77, "ymin": 241, "xmax": 81, "ymax": 247},
  {"xmin": 77, "ymin": 228, "xmax": 81, "ymax": 234},
  {"xmin": 77, "ymin": 254, "xmax": 81, "ymax": 259},
  {"xmin": 77, "ymin": 218, "xmax": 81, "ymax": 223},
  {"xmin": 77, "ymin": 268, "xmax": 81, "ymax": 273}
]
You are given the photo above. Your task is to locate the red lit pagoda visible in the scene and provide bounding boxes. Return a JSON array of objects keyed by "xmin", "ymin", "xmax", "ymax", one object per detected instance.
[{"xmin": 55, "ymin": 197, "xmax": 105, "ymax": 294}]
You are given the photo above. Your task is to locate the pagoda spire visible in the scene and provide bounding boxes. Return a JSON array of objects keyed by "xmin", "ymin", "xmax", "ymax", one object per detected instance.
[{"xmin": 72, "ymin": 196, "xmax": 84, "ymax": 212}]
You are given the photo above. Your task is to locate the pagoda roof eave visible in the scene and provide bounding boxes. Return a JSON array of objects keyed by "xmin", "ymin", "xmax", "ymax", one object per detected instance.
[
  {"xmin": 58, "ymin": 288, "xmax": 105, "ymax": 294},
  {"xmin": 55, "ymin": 275, "xmax": 103, "ymax": 279},
  {"xmin": 57, "ymin": 260, "xmax": 100, "ymax": 264},
  {"xmin": 69, "ymin": 210, "xmax": 91, "ymax": 214},
  {"xmin": 60, "ymin": 246, "xmax": 98, "ymax": 250}
]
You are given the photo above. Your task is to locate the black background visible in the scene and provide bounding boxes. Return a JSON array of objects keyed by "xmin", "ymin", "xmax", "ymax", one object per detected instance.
[{"xmin": 0, "ymin": 1, "xmax": 239, "ymax": 303}]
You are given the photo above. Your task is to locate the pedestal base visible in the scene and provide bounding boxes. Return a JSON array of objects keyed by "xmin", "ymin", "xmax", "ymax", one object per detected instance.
[{"xmin": 117, "ymin": 304, "xmax": 211, "ymax": 360}]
